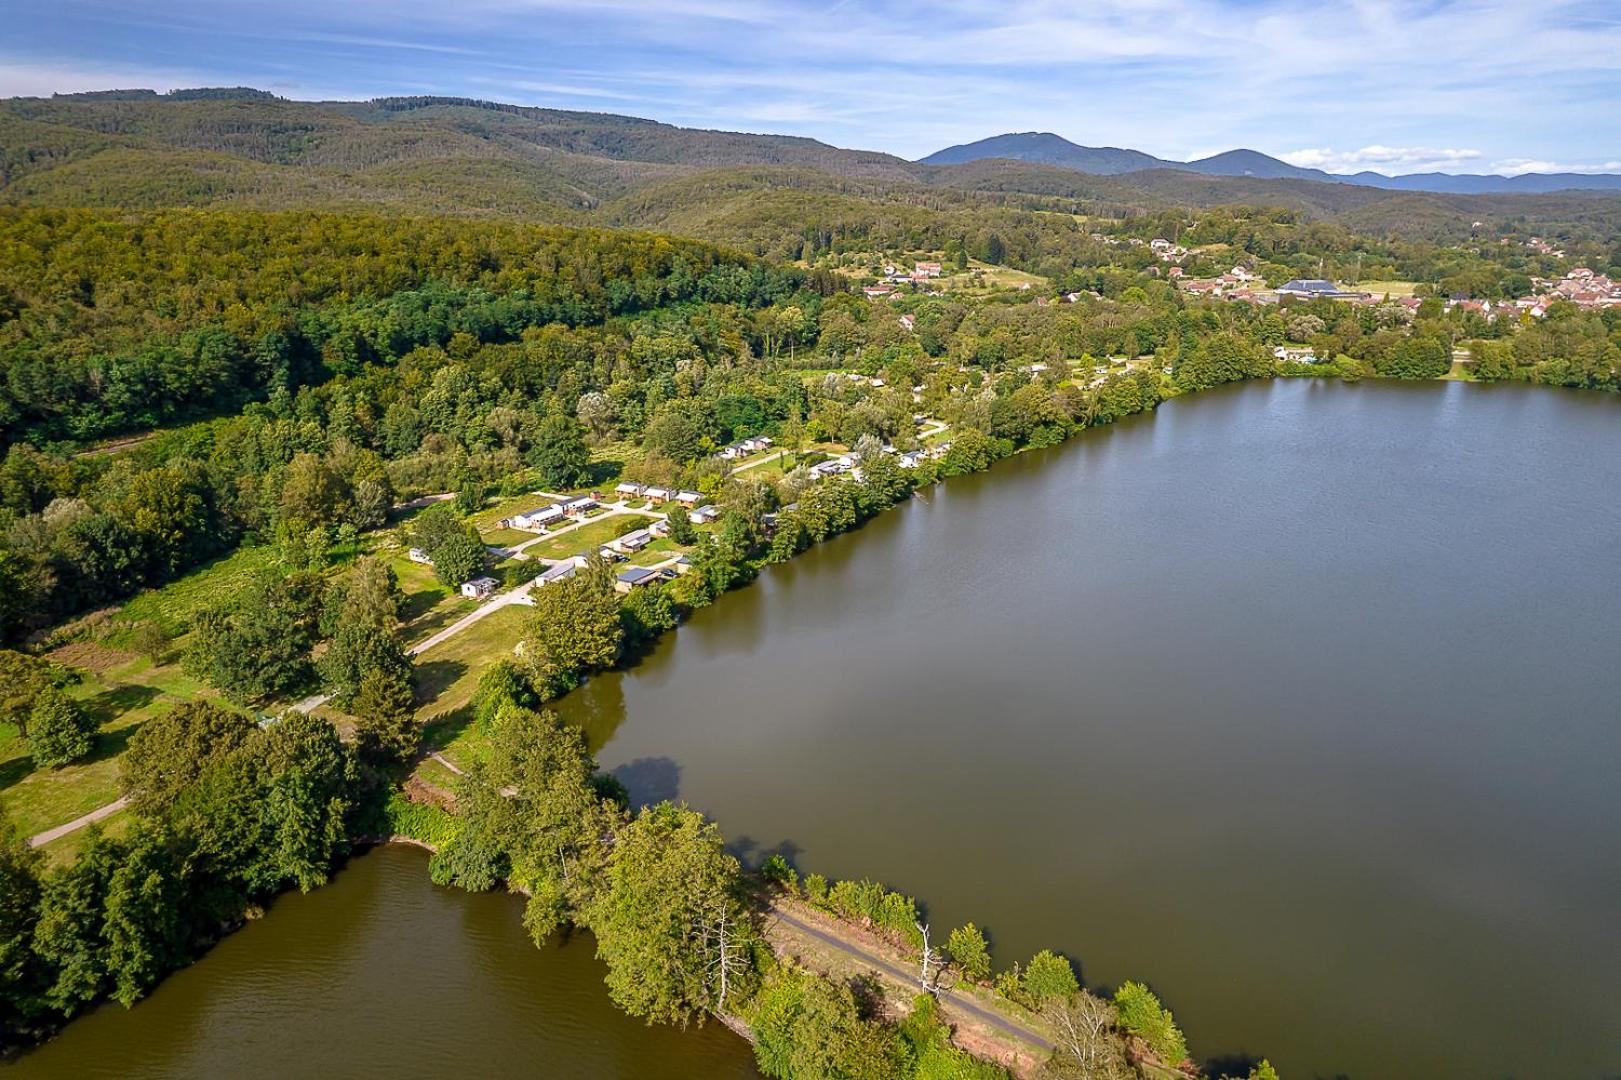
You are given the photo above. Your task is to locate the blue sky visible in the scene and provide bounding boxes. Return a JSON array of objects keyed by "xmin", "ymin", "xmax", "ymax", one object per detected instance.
[{"xmin": 3, "ymin": 0, "xmax": 1618, "ymax": 175}]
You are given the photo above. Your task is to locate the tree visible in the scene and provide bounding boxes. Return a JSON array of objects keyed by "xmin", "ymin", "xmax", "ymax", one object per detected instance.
[
  {"xmin": 528, "ymin": 412, "xmax": 591, "ymax": 489},
  {"xmin": 429, "ymin": 526, "xmax": 486, "ymax": 588},
  {"xmin": 254, "ymin": 712, "xmax": 355, "ymax": 892},
  {"xmin": 946, "ymin": 922, "xmax": 991, "ymax": 983},
  {"xmin": 643, "ymin": 410, "xmax": 704, "ymax": 464},
  {"xmin": 1023, "ymin": 949, "xmax": 1079, "ymax": 1004},
  {"xmin": 27, "ymin": 687, "xmax": 97, "ymax": 768},
  {"xmin": 518, "ymin": 556, "xmax": 623, "ymax": 695},
  {"xmin": 748, "ymin": 964, "xmax": 906, "ymax": 1080},
  {"xmin": 1044, "ymin": 992, "xmax": 1126, "ymax": 1079},
  {"xmin": 584, "ymin": 802, "xmax": 755, "ymax": 1026},
  {"xmin": 32, "ymin": 828, "xmax": 121, "ymax": 1014},
  {"xmin": 0, "ymin": 809, "xmax": 44, "ymax": 1037},
  {"xmin": 352, "ymin": 667, "xmax": 420, "ymax": 765},
  {"xmin": 619, "ymin": 584, "xmax": 679, "ymax": 647},
  {"xmin": 1113, "ymin": 980, "xmax": 1189, "ymax": 1067},
  {"xmin": 101, "ymin": 823, "xmax": 188, "ymax": 1006},
  {"xmin": 0, "ymin": 650, "xmax": 77, "ymax": 736},
  {"xmin": 323, "ymin": 556, "xmax": 406, "ymax": 635},
  {"xmin": 120, "ymin": 701, "xmax": 257, "ymax": 815},
  {"xmin": 279, "ymin": 452, "xmax": 351, "ymax": 527},
  {"xmin": 664, "ymin": 504, "xmax": 697, "ymax": 545},
  {"xmin": 131, "ymin": 621, "xmax": 172, "ymax": 665},
  {"xmin": 318, "ymin": 621, "xmax": 413, "ymax": 709},
  {"xmin": 184, "ymin": 573, "xmax": 319, "ymax": 703}
]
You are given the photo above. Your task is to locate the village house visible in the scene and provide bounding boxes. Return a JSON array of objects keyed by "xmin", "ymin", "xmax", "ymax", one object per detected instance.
[
  {"xmin": 610, "ymin": 528, "xmax": 652, "ymax": 554},
  {"xmin": 614, "ymin": 481, "xmax": 644, "ymax": 498},
  {"xmin": 560, "ymin": 496, "xmax": 597, "ymax": 517},
  {"xmin": 1273, "ymin": 346, "xmax": 1318, "ymax": 364},
  {"xmin": 915, "ymin": 261, "xmax": 942, "ymax": 277},
  {"xmin": 407, "ymin": 547, "xmax": 433, "ymax": 565},
  {"xmin": 899, "ymin": 313, "xmax": 915, "ymax": 332},
  {"xmin": 642, "ymin": 486, "xmax": 672, "ymax": 503},
  {"xmin": 1277, "ymin": 279, "xmax": 1363, "ymax": 301},
  {"xmin": 690, "ymin": 504, "xmax": 720, "ymax": 524},
  {"xmin": 504, "ymin": 504, "xmax": 565, "ymax": 531},
  {"xmin": 675, "ymin": 490, "xmax": 704, "ymax": 507},
  {"xmin": 649, "ymin": 519, "xmax": 670, "ymax": 538},
  {"xmin": 459, "ymin": 575, "xmax": 499, "ymax": 599},
  {"xmin": 538, "ymin": 560, "xmax": 577, "ymax": 586},
  {"xmin": 614, "ymin": 566, "xmax": 662, "ymax": 593},
  {"xmin": 863, "ymin": 284, "xmax": 894, "ymax": 299}
]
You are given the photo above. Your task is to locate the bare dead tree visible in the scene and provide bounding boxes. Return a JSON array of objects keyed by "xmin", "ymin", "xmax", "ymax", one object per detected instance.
[
  {"xmin": 916, "ymin": 921, "xmax": 947, "ymax": 995},
  {"xmin": 1045, "ymin": 991, "xmax": 1121, "ymax": 1077},
  {"xmin": 701, "ymin": 909, "xmax": 748, "ymax": 1012}
]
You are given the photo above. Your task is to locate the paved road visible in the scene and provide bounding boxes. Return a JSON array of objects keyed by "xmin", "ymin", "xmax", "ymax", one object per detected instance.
[
  {"xmin": 769, "ymin": 906, "xmax": 1054, "ymax": 1052},
  {"xmin": 28, "ymin": 796, "xmax": 129, "ymax": 848}
]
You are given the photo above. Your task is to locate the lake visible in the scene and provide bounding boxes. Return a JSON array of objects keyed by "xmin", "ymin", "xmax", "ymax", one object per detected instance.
[
  {"xmin": 15, "ymin": 379, "xmax": 1621, "ymax": 1078},
  {"xmin": 6, "ymin": 844, "xmax": 760, "ymax": 1079},
  {"xmin": 565, "ymin": 379, "xmax": 1621, "ymax": 1078}
]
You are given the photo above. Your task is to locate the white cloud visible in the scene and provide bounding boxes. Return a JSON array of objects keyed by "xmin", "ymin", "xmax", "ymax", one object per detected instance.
[
  {"xmin": 1490, "ymin": 158, "xmax": 1621, "ymax": 176},
  {"xmin": 1280, "ymin": 146, "xmax": 1484, "ymax": 175}
]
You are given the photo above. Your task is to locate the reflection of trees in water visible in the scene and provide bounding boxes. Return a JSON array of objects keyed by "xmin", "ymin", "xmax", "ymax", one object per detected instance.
[
  {"xmin": 558, "ymin": 670, "xmax": 628, "ymax": 753},
  {"xmin": 609, "ymin": 756, "xmax": 681, "ymax": 808}
]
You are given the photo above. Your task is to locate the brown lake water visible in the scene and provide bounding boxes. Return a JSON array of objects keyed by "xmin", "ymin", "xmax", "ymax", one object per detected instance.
[{"xmin": 13, "ymin": 379, "xmax": 1620, "ymax": 1079}]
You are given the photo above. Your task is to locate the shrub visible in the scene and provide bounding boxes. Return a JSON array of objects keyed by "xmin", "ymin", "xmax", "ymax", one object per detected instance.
[
  {"xmin": 761, "ymin": 853, "xmax": 799, "ymax": 891},
  {"xmin": 945, "ymin": 923, "xmax": 991, "ymax": 983},
  {"xmin": 27, "ymin": 687, "xmax": 97, "ymax": 767},
  {"xmin": 1022, "ymin": 949, "xmax": 1079, "ymax": 1003},
  {"xmin": 1113, "ymin": 980, "xmax": 1189, "ymax": 1066}
]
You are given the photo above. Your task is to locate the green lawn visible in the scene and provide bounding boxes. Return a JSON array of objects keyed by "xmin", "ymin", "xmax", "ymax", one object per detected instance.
[
  {"xmin": 480, "ymin": 527, "xmax": 536, "ymax": 548},
  {"xmin": 37, "ymin": 809, "xmax": 131, "ymax": 869},
  {"xmin": 415, "ymin": 604, "xmax": 530, "ymax": 760},
  {"xmin": 0, "ymin": 653, "xmax": 214, "ymax": 840},
  {"xmin": 1357, "ymin": 279, "xmax": 1421, "ymax": 298},
  {"xmin": 522, "ymin": 514, "xmax": 657, "ymax": 562},
  {"xmin": 384, "ymin": 553, "xmax": 479, "ymax": 647}
]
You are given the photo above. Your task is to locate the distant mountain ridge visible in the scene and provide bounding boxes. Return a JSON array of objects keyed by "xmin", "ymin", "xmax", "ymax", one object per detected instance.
[{"xmin": 918, "ymin": 132, "xmax": 1621, "ymax": 195}]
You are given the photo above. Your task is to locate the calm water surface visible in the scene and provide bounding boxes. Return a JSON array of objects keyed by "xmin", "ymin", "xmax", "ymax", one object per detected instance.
[
  {"xmin": 562, "ymin": 380, "xmax": 1621, "ymax": 1079},
  {"xmin": 7, "ymin": 845, "xmax": 760, "ymax": 1079}
]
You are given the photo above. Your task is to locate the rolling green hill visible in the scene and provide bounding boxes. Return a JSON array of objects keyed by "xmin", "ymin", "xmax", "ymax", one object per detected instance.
[{"xmin": 3, "ymin": 89, "xmax": 1620, "ymax": 253}]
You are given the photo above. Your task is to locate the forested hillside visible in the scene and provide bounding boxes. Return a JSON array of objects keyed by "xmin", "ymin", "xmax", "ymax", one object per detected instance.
[{"xmin": 6, "ymin": 91, "xmax": 1621, "ymax": 251}]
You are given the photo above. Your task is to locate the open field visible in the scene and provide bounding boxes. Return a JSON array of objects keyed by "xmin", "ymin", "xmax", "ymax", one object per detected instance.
[
  {"xmin": 1357, "ymin": 279, "xmax": 1422, "ymax": 297},
  {"xmin": 523, "ymin": 514, "xmax": 658, "ymax": 562},
  {"xmin": 0, "ymin": 653, "xmax": 215, "ymax": 839},
  {"xmin": 115, "ymin": 544, "xmax": 284, "ymax": 635},
  {"xmin": 415, "ymin": 603, "xmax": 531, "ymax": 756}
]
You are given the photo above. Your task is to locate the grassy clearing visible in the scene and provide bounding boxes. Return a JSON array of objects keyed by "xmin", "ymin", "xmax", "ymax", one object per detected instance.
[
  {"xmin": 0, "ymin": 654, "xmax": 212, "ymax": 839},
  {"xmin": 1357, "ymin": 279, "xmax": 1421, "ymax": 298},
  {"xmin": 480, "ymin": 527, "xmax": 536, "ymax": 548},
  {"xmin": 415, "ymin": 604, "xmax": 530, "ymax": 759},
  {"xmin": 381, "ymin": 553, "xmax": 478, "ymax": 646},
  {"xmin": 115, "ymin": 544, "xmax": 283, "ymax": 635},
  {"xmin": 523, "ymin": 514, "xmax": 656, "ymax": 562}
]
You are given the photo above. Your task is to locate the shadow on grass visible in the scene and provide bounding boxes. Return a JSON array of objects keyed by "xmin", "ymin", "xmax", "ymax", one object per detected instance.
[
  {"xmin": 413, "ymin": 658, "xmax": 468, "ymax": 703},
  {"xmin": 83, "ymin": 683, "xmax": 160, "ymax": 727},
  {"xmin": 400, "ymin": 587, "xmax": 447, "ymax": 624},
  {"xmin": 420, "ymin": 703, "xmax": 475, "ymax": 753},
  {"xmin": 0, "ymin": 754, "xmax": 32, "ymax": 792},
  {"xmin": 585, "ymin": 459, "xmax": 624, "ymax": 487}
]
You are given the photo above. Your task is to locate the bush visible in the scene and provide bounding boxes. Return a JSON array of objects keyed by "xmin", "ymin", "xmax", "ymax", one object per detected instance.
[
  {"xmin": 761, "ymin": 853, "xmax": 799, "ymax": 891},
  {"xmin": 1113, "ymin": 980, "xmax": 1188, "ymax": 1066},
  {"xmin": 1022, "ymin": 949, "xmax": 1078, "ymax": 1003},
  {"xmin": 945, "ymin": 923, "xmax": 991, "ymax": 982},
  {"xmin": 27, "ymin": 687, "xmax": 97, "ymax": 767}
]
